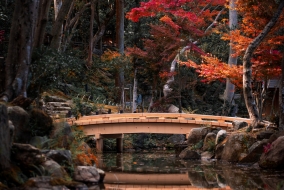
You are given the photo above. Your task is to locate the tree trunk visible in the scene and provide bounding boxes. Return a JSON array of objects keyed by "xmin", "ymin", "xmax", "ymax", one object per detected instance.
[
  {"xmin": 34, "ymin": 0, "xmax": 52, "ymax": 48},
  {"xmin": 50, "ymin": 0, "xmax": 73, "ymax": 50},
  {"xmin": 132, "ymin": 69, "xmax": 138, "ymax": 112},
  {"xmin": 1, "ymin": 0, "xmax": 39, "ymax": 102},
  {"xmin": 224, "ymin": 0, "xmax": 237, "ymax": 104},
  {"xmin": 243, "ymin": 0, "xmax": 284, "ymax": 126},
  {"xmin": 0, "ymin": 104, "xmax": 12, "ymax": 170},
  {"xmin": 87, "ymin": 0, "xmax": 95, "ymax": 66},
  {"xmin": 116, "ymin": 0, "xmax": 125, "ymax": 110},
  {"xmin": 279, "ymin": 52, "xmax": 284, "ymax": 131},
  {"xmin": 163, "ymin": 45, "xmax": 190, "ymax": 97}
]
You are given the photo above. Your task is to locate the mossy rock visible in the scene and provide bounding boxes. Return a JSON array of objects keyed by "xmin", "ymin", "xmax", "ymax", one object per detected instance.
[{"xmin": 28, "ymin": 109, "xmax": 54, "ymax": 137}]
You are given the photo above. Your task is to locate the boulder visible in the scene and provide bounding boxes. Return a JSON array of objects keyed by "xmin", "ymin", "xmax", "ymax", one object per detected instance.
[
  {"xmin": 42, "ymin": 150, "xmax": 72, "ymax": 166},
  {"xmin": 42, "ymin": 160, "xmax": 69, "ymax": 178},
  {"xmin": 203, "ymin": 133, "xmax": 216, "ymax": 151},
  {"xmin": 28, "ymin": 109, "xmax": 54, "ymax": 137},
  {"xmin": 179, "ymin": 147, "xmax": 201, "ymax": 160},
  {"xmin": 187, "ymin": 127, "xmax": 210, "ymax": 145},
  {"xmin": 8, "ymin": 106, "xmax": 30, "ymax": 143},
  {"xmin": 74, "ymin": 166, "xmax": 100, "ymax": 183},
  {"xmin": 0, "ymin": 104, "xmax": 12, "ymax": 170},
  {"xmin": 215, "ymin": 130, "xmax": 226, "ymax": 145},
  {"xmin": 11, "ymin": 143, "xmax": 46, "ymax": 171},
  {"xmin": 258, "ymin": 136, "xmax": 284, "ymax": 169},
  {"xmin": 232, "ymin": 121, "xmax": 248, "ymax": 130},
  {"xmin": 215, "ymin": 143, "xmax": 225, "ymax": 159},
  {"xmin": 239, "ymin": 139, "xmax": 268, "ymax": 163},
  {"xmin": 97, "ymin": 168, "xmax": 105, "ymax": 183},
  {"xmin": 24, "ymin": 176, "xmax": 72, "ymax": 190},
  {"xmin": 221, "ymin": 133, "xmax": 256, "ymax": 162}
]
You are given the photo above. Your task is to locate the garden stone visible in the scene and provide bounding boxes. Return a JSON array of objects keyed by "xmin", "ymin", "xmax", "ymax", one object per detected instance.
[
  {"xmin": 221, "ymin": 133, "xmax": 256, "ymax": 162},
  {"xmin": 187, "ymin": 127, "xmax": 210, "ymax": 145},
  {"xmin": 259, "ymin": 136, "xmax": 284, "ymax": 169},
  {"xmin": 215, "ymin": 130, "xmax": 226, "ymax": 145},
  {"xmin": 74, "ymin": 166, "xmax": 100, "ymax": 183},
  {"xmin": 11, "ymin": 143, "xmax": 46, "ymax": 171},
  {"xmin": 42, "ymin": 159, "xmax": 69, "ymax": 178},
  {"xmin": 8, "ymin": 106, "xmax": 30, "ymax": 143},
  {"xmin": 239, "ymin": 139, "xmax": 268, "ymax": 163},
  {"xmin": 203, "ymin": 133, "xmax": 216, "ymax": 151},
  {"xmin": 24, "ymin": 176, "xmax": 69, "ymax": 190},
  {"xmin": 179, "ymin": 147, "xmax": 201, "ymax": 160},
  {"xmin": 232, "ymin": 121, "xmax": 248, "ymax": 130},
  {"xmin": 42, "ymin": 149, "xmax": 72, "ymax": 166}
]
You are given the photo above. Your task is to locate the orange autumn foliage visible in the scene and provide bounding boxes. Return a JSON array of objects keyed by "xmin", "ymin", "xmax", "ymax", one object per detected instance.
[{"xmin": 75, "ymin": 148, "xmax": 98, "ymax": 166}]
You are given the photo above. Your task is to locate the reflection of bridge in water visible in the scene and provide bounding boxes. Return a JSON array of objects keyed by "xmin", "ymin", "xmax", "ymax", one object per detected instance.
[
  {"xmin": 103, "ymin": 172, "xmax": 231, "ymax": 190},
  {"xmin": 69, "ymin": 113, "xmax": 251, "ymax": 152}
]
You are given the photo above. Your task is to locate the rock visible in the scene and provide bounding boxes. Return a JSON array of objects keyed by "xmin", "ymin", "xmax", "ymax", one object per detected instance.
[
  {"xmin": 0, "ymin": 104, "xmax": 12, "ymax": 170},
  {"xmin": 174, "ymin": 143, "xmax": 188, "ymax": 156},
  {"xmin": 267, "ymin": 130, "xmax": 284, "ymax": 144},
  {"xmin": 187, "ymin": 127, "xmax": 210, "ymax": 145},
  {"xmin": 74, "ymin": 166, "xmax": 100, "ymax": 183},
  {"xmin": 97, "ymin": 168, "xmax": 105, "ymax": 182},
  {"xmin": 42, "ymin": 160, "xmax": 69, "ymax": 178},
  {"xmin": 30, "ymin": 136, "xmax": 49, "ymax": 149},
  {"xmin": 256, "ymin": 131, "xmax": 274, "ymax": 140},
  {"xmin": 24, "ymin": 176, "xmax": 69, "ymax": 190},
  {"xmin": 45, "ymin": 96, "xmax": 67, "ymax": 102},
  {"xmin": 215, "ymin": 143, "xmax": 225, "ymax": 159},
  {"xmin": 221, "ymin": 133, "xmax": 256, "ymax": 162},
  {"xmin": 232, "ymin": 121, "xmax": 248, "ymax": 130},
  {"xmin": 201, "ymin": 151, "xmax": 215, "ymax": 162},
  {"xmin": 10, "ymin": 95, "xmax": 32, "ymax": 109},
  {"xmin": 8, "ymin": 106, "xmax": 30, "ymax": 143},
  {"xmin": 179, "ymin": 147, "xmax": 201, "ymax": 160},
  {"xmin": 11, "ymin": 143, "xmax": 46, "ymax": 170},
  {"xmin": 203, "ymin": 133, "xmax": 216, "ymax": 151},
  {"xmin": 215, "ymin": 130, "xmax": 226, "ymax": 145},
  {"xmin": 28, "ymin": 109, "xmax": 54, "ymax": 137},
  {"xmin": 167, "ymin": 134, "xmax": 185, "ymax": 144},
  {"xmin": 239, "ymin": 139, "xmax": 268, "ymax": 163},
  {"xmin": 42, "ymin": 150, "xmax": 72, "ymax": 166},
  {"xmin": 258, "ymin": 136, "xmax": 284, "ymax": 169}
]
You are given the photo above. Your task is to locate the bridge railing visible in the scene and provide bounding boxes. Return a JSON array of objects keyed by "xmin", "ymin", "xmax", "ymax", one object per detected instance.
[{"xmin": 69, "ymin": 113, "xmax": 252, "ymax": 128}]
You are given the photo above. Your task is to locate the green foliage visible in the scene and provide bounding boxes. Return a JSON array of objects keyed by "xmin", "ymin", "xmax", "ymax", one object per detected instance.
[
  {"xmin": 192, "ymin": 140, "xmax": 203, "ymax": 151},
  {"xmin": 29, "ymin": 47, "xmax": 85, "ymax": 98},
  {"xmin": 28, "ymin": 109, "xmax": 54, "ymax": 137},
  {"xmin": 71, "ymin": 97, "xmax": 96, "ymax": 118}
]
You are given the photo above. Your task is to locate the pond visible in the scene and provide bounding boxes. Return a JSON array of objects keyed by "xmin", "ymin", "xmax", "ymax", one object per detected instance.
[{"xmin": 96, "ymin": 151, "xmax": 284, "ymax": 190}]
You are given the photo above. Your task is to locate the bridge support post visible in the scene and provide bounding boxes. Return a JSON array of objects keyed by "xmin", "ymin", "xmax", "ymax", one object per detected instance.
[
  {"xmin": 96, "ymin": 138, "xmax": 103, "ymax": 153},
  {"xmin": 116, "ymin": 137, "xmax": 123, "ymax": 153}
]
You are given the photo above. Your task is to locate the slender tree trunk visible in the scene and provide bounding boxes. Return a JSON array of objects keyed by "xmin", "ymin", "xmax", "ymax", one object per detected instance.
[
  {"xmin": 50, "ymin": 0, "xmax": 73, "ymax": 50},
  {"xmin": 132, "ymin": 69, "xmax": 138, "ymax": 112},
  {"xmin": 243, "ymin": 0, "xmax": 284, "ymax": 126},
  {"xmin": 279, "ymin": 52, "xmax": 284, "ymax": 131},
  {"xmin": 163, "ymin": 45, "xmax": 190, "ymax": 97},
  {"xmin": 87, "ymin": 0, "xmax": 95, "ymax": 67},
  {"xmin": 1, "ymin": 0, "xmax": 39, "ymax": 102},
  {"xmin": 116, "ymin": 0, "xmax": 125, "ymax": 110},
  {"xmin": 34, "ymin": 0, "xmax": 52, "ymax": 48},
  {"xmin": 224, "ymin": 0, "xmax": 238, "ymax": 104}
]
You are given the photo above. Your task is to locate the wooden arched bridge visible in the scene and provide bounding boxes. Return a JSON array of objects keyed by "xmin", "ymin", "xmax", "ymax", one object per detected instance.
[{"xmin": 68, "ymin": 113, "xmax": 252, "ymax": 152}]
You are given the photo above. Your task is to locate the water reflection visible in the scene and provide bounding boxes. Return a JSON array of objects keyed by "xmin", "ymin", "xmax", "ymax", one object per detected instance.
[{"xmin": 97, "ymin": 152, "xmax": 284, "ymax": 190}]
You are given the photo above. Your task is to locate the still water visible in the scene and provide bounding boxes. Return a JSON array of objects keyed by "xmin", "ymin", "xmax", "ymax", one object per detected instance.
[{"xmin": 97, "ymin": 151, "xmax": 284, "ymax": 190}]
